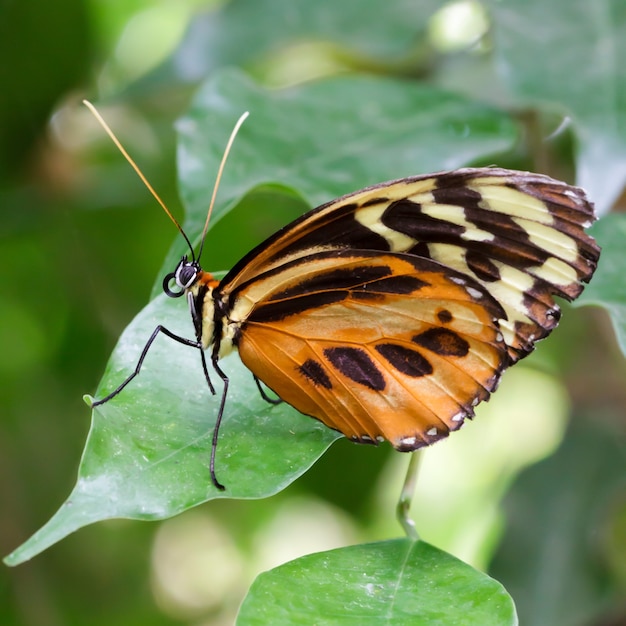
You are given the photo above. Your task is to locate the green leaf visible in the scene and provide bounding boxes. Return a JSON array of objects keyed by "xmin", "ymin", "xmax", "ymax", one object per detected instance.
[
  {"xmin": 4, "ymin": 294, "xmax": 340, "ymax": 566},
  {"xmin": 6, "ymin": 69, "xmax": 520, "ymax": 564},
  {"xmin": 237, "ymin": 539, "xmax": 518, "ymax": 625},
  {"xmin": 160, "ymin": 68, "xmax": 520, "ymax": 288},
  {"xmin": 156, "ymin": 0, "xmax": 442, "ymax": 85},
  {"xmin": 576, "ymin": 213, "xmax": 626, "ymax": 356},
  {"xmin": 487, "ymin": 0, "xmax": 626, "ymax": 213},
  {"xmin": 489, "ymin": 415, "xmax": 625, "ymax": 626},
  {"xmin": 174, "ymin": 69, "xmax": 518, "ymax": 247}
]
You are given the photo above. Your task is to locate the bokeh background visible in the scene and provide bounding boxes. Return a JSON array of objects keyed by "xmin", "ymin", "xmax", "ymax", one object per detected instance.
[{"xmin": 2, "ymin": 1, "xmax": 625, "ymax": 625}]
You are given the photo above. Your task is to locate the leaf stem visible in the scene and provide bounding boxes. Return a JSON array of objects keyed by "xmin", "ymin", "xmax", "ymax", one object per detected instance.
[{"xmin": 396, "ymin": 451, "xmax": 421, "ymax": 540}]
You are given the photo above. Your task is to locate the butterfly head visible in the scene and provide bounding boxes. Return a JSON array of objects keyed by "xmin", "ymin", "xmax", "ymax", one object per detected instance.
[{"xmin": 163, "ymin": 256, "xmax": 201, "ymax": 298}]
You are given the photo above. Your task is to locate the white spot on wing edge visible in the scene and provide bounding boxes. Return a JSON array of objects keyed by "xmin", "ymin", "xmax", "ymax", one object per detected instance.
[{"xmin": 466, "ymin": 286, "xmax": 484, "ymax": 300}]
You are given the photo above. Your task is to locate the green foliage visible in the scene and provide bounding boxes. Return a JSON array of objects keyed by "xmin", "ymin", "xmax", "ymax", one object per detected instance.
[
  {"xmin": 2, "ymin": 0, "xmax": 625, "ymax": 624},
  {"xmin": 0, "ymin": 0, "xmax": 93, "ymax": 177},
  {"xmin": 238, "ymin": 540, "xmax": 517, "ymax": 625},
  {"xmin": 489, "ymin": 415, "xmax": 625, "ymax": 626},
  {"xmin": 4, "ymin": 292, "xmax": 339, "ymax": 565},
  {"xmin": 579, "ymin": 213, "xmax": 626, "ymax": 354},
  {"xmin": 170, "ymin": 69, "xmax": 518, "ymax": 279},
  {"xmin": 488, "ymin": 0, "xmax": 626, "ymax": 212}
]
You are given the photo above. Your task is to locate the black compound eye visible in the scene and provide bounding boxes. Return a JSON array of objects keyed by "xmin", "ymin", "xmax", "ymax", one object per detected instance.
[{"xmin": 177, "ymin": 264, "xmax": 198, "ymax": 288}]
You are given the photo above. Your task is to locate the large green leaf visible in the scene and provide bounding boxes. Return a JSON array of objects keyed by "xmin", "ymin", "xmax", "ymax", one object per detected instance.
[
  {"xmin": 577, "ymin": 213, "xmax": 626, "ymax": 356},
  {"xmin": 6, "ymin": 69, "xmax": 520, "ymax": 565},
  {"xmin": 166, "ymin": 68, "xmax": 518, "ymax": 273},
  {"xmin": 488, "ymin": 0, "xmax": 626, "ymax": 213},
  {"xmin": 4, "ymin": 294, "xmax": 340, "ymax": 566},
  {"xmin": 237, "ymin": 539, "xmax": 518, "ymax": 625}
]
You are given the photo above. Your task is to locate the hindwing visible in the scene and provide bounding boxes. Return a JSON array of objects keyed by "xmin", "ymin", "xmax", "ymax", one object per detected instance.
[{"xmin": 229, "ymin": 251, "xmax": 509, "ymax": 449}]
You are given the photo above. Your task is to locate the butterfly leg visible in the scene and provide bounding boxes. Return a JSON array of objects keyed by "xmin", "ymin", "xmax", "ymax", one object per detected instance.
[
  {"xmin": 91, "ymin": 325, "xmax": 206, "ymax": 407},
  {"xmin": 209, "ymin": 352, "xmax": 229, "ymax": 491},
  {"xmin": 199, "ymin": 350, "xmax": 216, "ymax": 395},
  {"xmin": 253, "ymin": 375, "xmax": 283, "ymax": 405}
]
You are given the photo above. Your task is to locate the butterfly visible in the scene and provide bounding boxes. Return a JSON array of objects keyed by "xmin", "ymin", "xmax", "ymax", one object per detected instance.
[{"xmin": 91, "ymin": 143, "xmax": 600, "ymax": 491}]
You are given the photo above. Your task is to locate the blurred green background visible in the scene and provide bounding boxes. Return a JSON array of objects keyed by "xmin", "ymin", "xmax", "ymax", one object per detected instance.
[{"xmin": 2, "ymin": 1, "xmax": 625, "ymax": 624}]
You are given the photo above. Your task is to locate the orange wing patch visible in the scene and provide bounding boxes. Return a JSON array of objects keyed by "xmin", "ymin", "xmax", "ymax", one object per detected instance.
[{"xmin": 233, "ymin": 252, "xmax": 509, "ymax": 449}]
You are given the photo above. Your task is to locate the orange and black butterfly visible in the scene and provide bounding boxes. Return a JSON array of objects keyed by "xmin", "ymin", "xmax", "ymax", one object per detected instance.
[{"xmin": 92, "ymin": 143, "xmax": 600, "ymax": 490}]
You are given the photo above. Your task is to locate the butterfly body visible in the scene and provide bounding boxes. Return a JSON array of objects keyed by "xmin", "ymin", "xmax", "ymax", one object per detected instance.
[{"xmin": 164, "ymin": 167, "xmax": 599, "ymax": 468}]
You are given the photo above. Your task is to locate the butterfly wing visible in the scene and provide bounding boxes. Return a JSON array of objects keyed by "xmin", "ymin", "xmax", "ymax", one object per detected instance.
[
  {"xmin": 229, "ymin": 250, "xmax": 509, "ymax": 448},
  {"xmin": 221, "ymin": 168, "xmax": 599, "ymax": 362},
  {"xmin": 211, "ymin": 167, "xmax": 599, "ymax": 449}
]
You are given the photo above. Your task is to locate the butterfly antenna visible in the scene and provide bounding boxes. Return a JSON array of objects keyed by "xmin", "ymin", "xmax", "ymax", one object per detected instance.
[
  {"xmin": 83, "ymin": 100, "xmax": 196, "ymax": 260},
  {"xmin": 196, "ymin": 110, "xmax": 249, "ymax": 262}
]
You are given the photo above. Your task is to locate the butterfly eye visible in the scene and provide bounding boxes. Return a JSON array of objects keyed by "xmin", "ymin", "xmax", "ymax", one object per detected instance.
[{"xmin": 163, "ymin": 258, "xmax": 199, "ymax": 298}]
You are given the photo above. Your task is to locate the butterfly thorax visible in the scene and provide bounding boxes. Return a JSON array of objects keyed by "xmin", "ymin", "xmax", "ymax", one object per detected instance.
[
  {"xmin": 164, "ymin": 257, "xmax": 221, "ymax": 351},
  {"xmin": 188, "ymin": 272, "xmax": 220, "ymax": 350}
]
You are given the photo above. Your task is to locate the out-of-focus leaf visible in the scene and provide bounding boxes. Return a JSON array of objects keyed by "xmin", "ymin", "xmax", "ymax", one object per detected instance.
[
  {"xmin": 577, "ymin": 213, "xmax": 626, "ymax": 356},
  {"xmin": 0, "ymin": 0, "xmax": 92, "ymax": 176},
  {"xmin": 159, "ymin": 0, "xmax": 441, "ymax": 85},
  {"xmin": 488, "ymin": 0, "xmax": 626, "ymax": 213},
  {"xmin": 237, "ymin": 539, "xmax": 518, "ymax": 625},
  {"xmin": 489, "ymin": 415, "xmax": 626, "ymax": 626}
]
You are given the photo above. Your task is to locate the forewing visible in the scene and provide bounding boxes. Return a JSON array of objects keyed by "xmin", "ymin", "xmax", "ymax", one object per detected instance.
[
  {"xmin": 233, "ymin": 252, "xmax": 509, "ymax": 449},
  {"xmin": 221, "ymin": 168, "xmax": 599, "ymax": 361}
]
